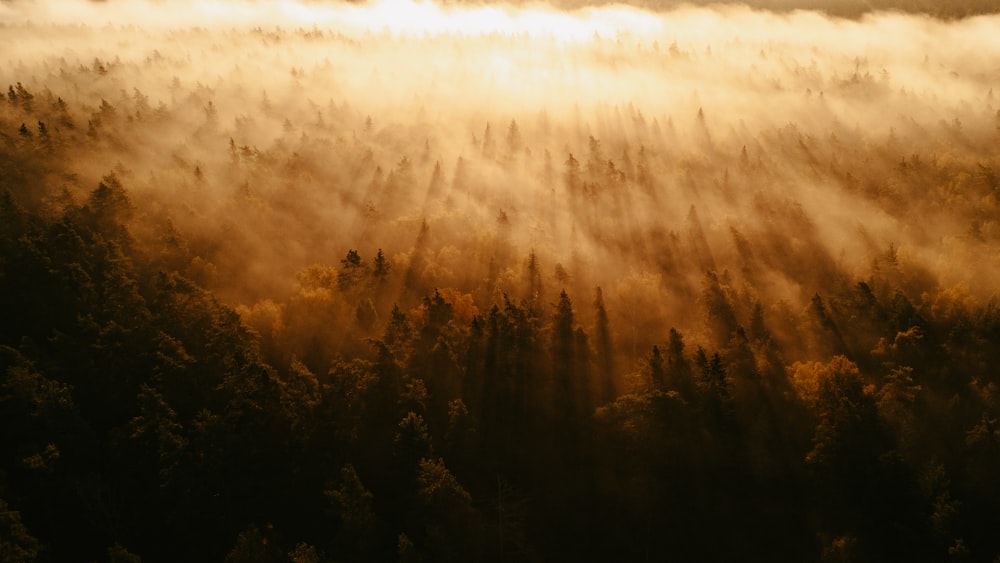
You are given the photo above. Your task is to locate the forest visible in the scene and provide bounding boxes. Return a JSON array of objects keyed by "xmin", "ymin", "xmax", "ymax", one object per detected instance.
[{"xmin": 1, "ymin": 0, "xmax": 1000, "ymax": 561}]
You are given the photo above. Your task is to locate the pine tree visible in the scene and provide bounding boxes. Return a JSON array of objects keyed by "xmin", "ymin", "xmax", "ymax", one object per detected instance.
[
  {"xmin": 593, "ymin": 287, "xmax": 615, "ymax": 404},
  {"xmin": 373, "ymin": 249, "xmax": 390, "ymax": 281},
  {"xmin": 506, "ymin": 119, "xmax": 521, "ymax": 156},
  {"xmin": 648, "ymin": 345, "xmax": 666, "ymax": 390}
]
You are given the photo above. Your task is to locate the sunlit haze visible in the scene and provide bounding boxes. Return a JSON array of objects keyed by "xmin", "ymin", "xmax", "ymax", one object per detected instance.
[{"xmin": 2, "ymin": 0, "xmax": 1000, "ymax": 560}]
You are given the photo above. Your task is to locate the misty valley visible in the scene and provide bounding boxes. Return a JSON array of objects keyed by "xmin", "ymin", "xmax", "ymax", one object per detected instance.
[{"xmin": 2, "ymin": 1, "xmax": 1000, "ymax": 561}]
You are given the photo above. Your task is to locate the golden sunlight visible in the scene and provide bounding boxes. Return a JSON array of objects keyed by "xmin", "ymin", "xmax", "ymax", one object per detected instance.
[{"xmin": 2, "ymin": 0, "xmax": 1000, "ymax": 561}]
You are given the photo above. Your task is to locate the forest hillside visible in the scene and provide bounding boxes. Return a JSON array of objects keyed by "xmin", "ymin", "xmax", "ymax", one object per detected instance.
[{"xmin": 2, "ymin": 1, "xmax": 1000, "ymax": 561}]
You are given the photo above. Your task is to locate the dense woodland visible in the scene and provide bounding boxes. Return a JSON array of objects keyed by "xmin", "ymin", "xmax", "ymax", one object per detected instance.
[{"xmin": 2, "ymin": 3, "xmax": 1000, "ymax": 562}]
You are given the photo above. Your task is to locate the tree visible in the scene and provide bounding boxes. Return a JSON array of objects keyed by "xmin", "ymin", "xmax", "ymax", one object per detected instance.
[
  {"xmin": 647, "ymin": 345, "xmax": 666, "ymax": 390},
  {"xmin": 809, "ymin": 293, "xmax": 847, "ymax": 357},
  {"xmin": 702, "ymin": 271, "xmax": 738, "ymax": 348},
  {"xmin": 525, "ymin": 250, "xmax": 542, "ymax": 305},
  {"xmin": 593, "ymin": 287, "xmax": 615, "ymax": 404},
  {"xmin": 287, "ymin": 544, "xmax": 319, "ymax": 563},
  {"xmin": 342, "ymin": 249, "xmax": 362, "ymax": 268},
  {"xmin": 636, "ymin": 145, "xmax": 652, "ymax": 191},
  {"xmin": 450, "ymin": 156, "xmax": 468, "ymax": 199},
  {"xmin": 749, "ymin": 302, "xmax": 770, "ymax": 343},
  {"xmin": 338, "ymin": 249, "xmax": 367, "ymax": 291},
  {"xmin": 394, "ymin": 412, "xmax": 434, "ymax": 477},
  {"xmin": 326, "ymin": 464, "xmax": 375, "ymax": 560},
  {"xmin": 107, "ymin": 544, "xmax": 142, "ymax": 563},
  {"xmin": 476, "ymin": 297, "xmax": 542, "ymax": 464},
  {"xmin": 698, "ymin": 351, "xmax": 732, "ymax": 421},
  {"xmin": 397, "ymin": 534, "xmax": 418, "ymax": 563},
  {"xmin": 373, "ymin": 248, "xmax": 390, "ymax": 280},
  {"xmin": 790, "ymin": 356, "xmax": 882, "ymax": 473},
  {"xmin": 551, "ymin": 290, "xmax": 592, "ymax": 425},
  {"xmin": 876, "ymin": 366, "xmax": 921, "ymax": 449},
  {"xmin": 665, "ymin": 328, "xmax": 695, "ymax": 400},
  {"xmin": 505, "ymin": 119, "xmax": 521, "ymax": 156},
  {"xmin": 564, "ymin": 153, "xmax": 581, "ymax": 193},
  {"xmin": 427, "ymin": 160, "xmax": 444, "ymax": 200},
  {"xmin": 417, "ymin": 290, "xmax": 454, "ymax": 351},
  {"xmin": 127, "ymin": 383, "xmax": 187, "ymax": 487},
  {"xmin": 481, "ymin": 122, "xmax": 495, "ymax": 159},
  {"xmin": 224, "ymin": 524, "xmax": 284, "ymax": 563},
  {"xmin": 15, "ymin": 82, "xmax": 35, "ymax": 108},
  {"xmin": 383, "ymin": 305, "xmax": 413, "ymax": 361},
  {"xmin": 356, "ymin": 298, "xmax": 377, "ymax": 329},
  {"xmin": 82, "ymin": 174, "xmax": 135, "ymax": 235},
  {"xmin": 0, "ymin": 498, "xmax": 41, "ymax": 563},
  {"xmin": 409, "ymin": 290, "xmax": 463, "ymax": 429},
  {"xmin": 444, "ymin": 398, "xmax": 477, "ymax": 462},
  {"xmin": 36, "ymin": 122, "xmax": 50, "ymax": 151},
  {"xmin": 415, "ymin": 458, "xmax": 481, "ymax": 562},
  {"xmin": 587, "ymin": 136, "xmax": 603, "ymax": 179},
  {"xmin": 543, "ymin": 149, "xmax": 555, "ymax": 189}
]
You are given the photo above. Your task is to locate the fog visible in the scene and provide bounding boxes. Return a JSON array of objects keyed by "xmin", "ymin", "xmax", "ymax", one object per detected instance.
[
  {"xmin": 5, "ymin": 1, "xmax": 1000, "ymax": 560},
  {"xmin": 2, "ymin": 0, "xmax": 999, "ymax": 366}
]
